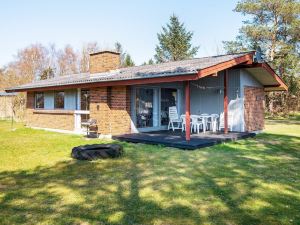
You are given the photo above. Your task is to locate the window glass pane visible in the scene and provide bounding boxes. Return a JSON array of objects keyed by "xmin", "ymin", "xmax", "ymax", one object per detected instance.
[
  {"xmin": 35, "ymin": 92, "xmax": 44, "ymax": 109},
  {"xmin": 161, "ymin": 88, "xmax": 177, "ymax": 126},
  {"xmin": 54, "ymin": 91, "xmax": 64, "ymax": 109},
  {"xmin": 80, "ymin": 90, "xmax": 90, "ymax": 110},
  {"xmin": 136, "ymin": 88, "xmax": 154, "ymax": 128}
]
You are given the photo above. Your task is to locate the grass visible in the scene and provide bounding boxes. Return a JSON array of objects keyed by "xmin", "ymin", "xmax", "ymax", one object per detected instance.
[
  {"xmin": 0, "ymin": 117, "xmax": 299, "ymax": 225},
  {"xmin": 265, "ymin": 112, "xmax": 300, "ymax": 122}
]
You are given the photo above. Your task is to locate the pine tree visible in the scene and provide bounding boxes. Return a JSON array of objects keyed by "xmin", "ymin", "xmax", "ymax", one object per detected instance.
[
  {"xmin": 123, "ymin": 54, "xmax": 135, "ymax": 67},
  {"xmin": 114, "ymin": 42, "xmax": 126, "ymax": 65},
  {"xmin": 155, "ymin": 14, "xmax": 199, "ymax": 63},
  {"xmin": 223, "ymin": 0, "xmax": 300, "ymax": 114},
  {"xmin": 114, "ymin": 42, "xmax": 135, "ymax": 67},
  {"xmin": 147, "ymin": 59, "xmax": 154, "ymax": 65},
  {"xmin": 142, "ymin": 59, "xmax": 155, "ymax": 66}
]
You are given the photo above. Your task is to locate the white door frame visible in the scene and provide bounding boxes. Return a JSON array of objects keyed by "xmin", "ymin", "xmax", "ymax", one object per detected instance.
[{"xmin": 132, "ymin": 85, "xmax": 182, "ymax": 132}]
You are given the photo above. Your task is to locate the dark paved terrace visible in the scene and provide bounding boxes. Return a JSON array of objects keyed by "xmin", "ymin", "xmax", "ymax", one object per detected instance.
[{"xmin": 113, "ymin": 130, "xmax": 256, "ymax": 150}]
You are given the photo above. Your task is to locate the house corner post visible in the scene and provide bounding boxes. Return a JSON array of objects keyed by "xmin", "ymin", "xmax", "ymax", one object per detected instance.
[
  {"xmin": 224, "ymin": 69, "xmax": 229, "ymax": 134},
  {"xmin": 185, "ymin": 81, "xmax": 191, "ymax": 141}
]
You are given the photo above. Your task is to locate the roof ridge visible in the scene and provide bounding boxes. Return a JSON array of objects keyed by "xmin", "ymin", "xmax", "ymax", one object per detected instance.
[
  {"xmin": 31, "ymin": 51, "xmax": 255, "ymax": 81},
  {"xmin": 120, "ymin": 51, "xmax": 255, "ymax": 71}
]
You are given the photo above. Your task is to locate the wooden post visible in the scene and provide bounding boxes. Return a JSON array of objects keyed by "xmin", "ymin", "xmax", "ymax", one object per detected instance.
[
  {"xmin": 185, "ymin": 81, "xmax": 191, "ymax": 141},
  {"xmin": 224, "ymin": 69, "xmax": 229, "ymax": 134}
]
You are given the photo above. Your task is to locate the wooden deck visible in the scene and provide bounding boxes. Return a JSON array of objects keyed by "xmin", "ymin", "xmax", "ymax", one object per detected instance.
[{"xmin": 113, "ymin": 130, "xmax": 256, "ymax": 150}]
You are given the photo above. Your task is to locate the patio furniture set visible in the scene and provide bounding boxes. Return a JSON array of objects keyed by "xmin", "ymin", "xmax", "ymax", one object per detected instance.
[{"xmin": 168, "ymin": 106, "xmax": 233, "ymax": 134}]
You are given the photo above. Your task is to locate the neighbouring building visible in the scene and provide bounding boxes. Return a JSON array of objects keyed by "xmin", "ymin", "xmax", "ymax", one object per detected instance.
[{"xmin": 0, "ymin": 92, "xmax": 16, "ymax": 119}]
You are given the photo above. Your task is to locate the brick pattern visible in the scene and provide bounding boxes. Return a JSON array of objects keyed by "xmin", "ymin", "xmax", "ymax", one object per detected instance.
[
  {"xmin": 90, "ymin": 86, "xmax": 131, "ymax": 135},
  {"xmin": 244, "ymin": 87, "xmax": 265, "ymax": 131},
  {"xmin": 26, "ymin": 92, "xmax": 34, "ymax": 108},
  {"xmin": 25, "ymin": 92, "xmax": 74, "ymax": 131},
  {"xmin": 90, "ymin": 87, "xmax": 110, "ymax": 134},
  {"xmin": 89, "ymin": 52, "xmax": 120, "ymax": 74}
]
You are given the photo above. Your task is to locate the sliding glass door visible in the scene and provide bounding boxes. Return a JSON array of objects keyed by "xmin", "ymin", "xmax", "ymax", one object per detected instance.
[
  {"xmin": 134, "ymin": 86, "xmax": 180, "ymax": 131},
  {"xmin": 135, "ymin": 88, "xmax": 154, "ymax": 128}
]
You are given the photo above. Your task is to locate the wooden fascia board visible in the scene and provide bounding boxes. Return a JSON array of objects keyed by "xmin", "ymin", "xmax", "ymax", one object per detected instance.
[
  {"xmin": 264, "ymin": 84, "xmax": 280, "ymax": 87},
  {"xmin": 196, "ymin": 53, "xmax": 254, "ymax": 79},
  {"xmin": 259, "ymin": 63, "xmax": 288, "ymax": 91}
]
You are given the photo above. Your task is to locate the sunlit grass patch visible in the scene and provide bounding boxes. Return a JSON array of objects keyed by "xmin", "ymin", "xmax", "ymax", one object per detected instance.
[{"xmin": 0, "ymin": 119, "xmax": 300, "ymax": 224}]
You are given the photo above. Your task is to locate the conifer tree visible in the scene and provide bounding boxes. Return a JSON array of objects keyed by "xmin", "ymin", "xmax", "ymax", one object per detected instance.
[
  {"xmin": 223, "ymin": 0, "xmax": 300, "ymax": 114},
  {"xmin": 155, "ymin": 14, "xmax": 199, "ymax": 63},
  {"xmin": 114, "ymin": 42, "xmax": 135, "ymax": 67},
  {"xmin": 123, "ymin": 54, "xmax": 135, "ymax": 67}
]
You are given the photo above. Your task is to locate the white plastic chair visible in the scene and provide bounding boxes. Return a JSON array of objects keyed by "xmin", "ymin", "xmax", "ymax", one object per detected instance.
[
  {"xmin": 191, "ymin": 115, "xmax": 204, "ymax": 134},
  {"xmin": 180, "ymin": 115, "xmax": 186, "ymax": 132},
  {"xmin": 219, "ymin": 112, "xmax": 233, "ymax": 132},
  {"xmin": 167, "ymin": 106, "xmax": 182, "ymax": 131},
  {"xmin": 200, "ymin": 113, "xmax": 210, "ymax": 130},
  {"xmin": 210, "ymin": 114, "xmax": 219, "ymax": 132}
]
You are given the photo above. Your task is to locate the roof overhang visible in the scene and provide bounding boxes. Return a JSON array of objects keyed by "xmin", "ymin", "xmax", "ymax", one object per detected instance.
[
  {"xmin": 197, "ymin": 52, "xmax": 254, "ymax": 78},
  {"xmin": 242, "ymin": 63, "xmax": 287, "ymax": 91}
]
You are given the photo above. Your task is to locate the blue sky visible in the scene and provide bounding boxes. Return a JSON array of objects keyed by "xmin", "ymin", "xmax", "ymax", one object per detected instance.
[{"xmin": 0, "ymin": 0, "xmax": 245, "ymax": 66}]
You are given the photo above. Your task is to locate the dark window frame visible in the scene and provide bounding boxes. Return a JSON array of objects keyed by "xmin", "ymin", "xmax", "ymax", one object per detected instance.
[
  {"xmin": 54, "ymin": 91, "xmax": 65, "ymax": 109},
  {"xmin": 80, "ymin": 89, "xmax": 90, "ymax": 111},
  {"xmin": 160, "ymin": 88, "xmax": 178, "ymax": 126},
  {"xmin": 35, "ymin": 92, "xmax": 44, "ymax": 109}
]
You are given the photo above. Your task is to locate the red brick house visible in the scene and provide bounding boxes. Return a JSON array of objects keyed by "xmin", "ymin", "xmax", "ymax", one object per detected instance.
[{"xmin": 6, "ymin": 50, "xmax": 287, "ymax": 141}]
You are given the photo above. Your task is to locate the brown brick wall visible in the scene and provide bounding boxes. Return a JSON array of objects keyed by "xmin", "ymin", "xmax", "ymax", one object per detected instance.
[
  {"xmin": 25, "ymin": 86, "xmax": 131, "ymax": 134},
  {"xmin": 90, "ymin": 86, "xmax": 131, "ymax": 135},
  {"xmin": 25, "ymin": 92, "xmax": 74, "ymax": 131},
  {"xmin": 89, "ymin": 51, "xmax": 120, "ymax": 74},
  {"xmin": 244, "ymin": 87, "xmax": 265, "ymax": 131},
  {"xmin": 26, "ymin": 92, "xmax": 34, "ymax": 108}
]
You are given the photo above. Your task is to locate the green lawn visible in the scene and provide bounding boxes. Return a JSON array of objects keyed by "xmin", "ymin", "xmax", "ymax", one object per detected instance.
[{"xmin": 0, "ymin": 118, "xmax": 299, "ymax": 225}]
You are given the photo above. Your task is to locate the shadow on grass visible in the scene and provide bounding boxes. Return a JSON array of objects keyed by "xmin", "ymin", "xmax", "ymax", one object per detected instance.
[{"xmin": 0, "ymin": 133, "xmax": 299, "ymax": 224}]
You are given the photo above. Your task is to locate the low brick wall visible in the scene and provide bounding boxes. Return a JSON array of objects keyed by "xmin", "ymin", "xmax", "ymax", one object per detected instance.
[
  {"xmin": 25, "ymin": 92, "xmax": 74, "ymax": 131},
  {"xmin": 90, "ymin": 86, "xmax": 131, "ymax": 135},
  {"xmin": 244, "ymin": 87, "xmax": 265, "ymax": 131}
]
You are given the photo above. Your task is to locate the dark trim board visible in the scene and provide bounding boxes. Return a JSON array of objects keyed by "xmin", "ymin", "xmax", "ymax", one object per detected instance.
[{"xmin": 113, "ymin": 131, "xmax": 256, "ymax": 150}]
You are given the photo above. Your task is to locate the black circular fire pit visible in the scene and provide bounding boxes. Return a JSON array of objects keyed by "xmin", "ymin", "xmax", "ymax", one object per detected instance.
[{"xmin": 71, "ymin": 144, "xmax": 123, "ymax": 160}]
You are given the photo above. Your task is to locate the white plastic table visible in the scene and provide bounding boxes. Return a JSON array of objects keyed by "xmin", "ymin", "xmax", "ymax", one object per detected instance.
[
  {"xmin": 182, "ymin": 114, "xmax": 217, "ymax": 134},
  {"xmin": 196, "ymin": 115, "xmax": 211, "ymax": 133}
]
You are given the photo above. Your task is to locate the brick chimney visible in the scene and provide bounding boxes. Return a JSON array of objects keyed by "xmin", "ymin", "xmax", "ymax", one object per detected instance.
[{"xmin": 89, "ymin": 50, "xmax": 121, "ymax": 74}]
